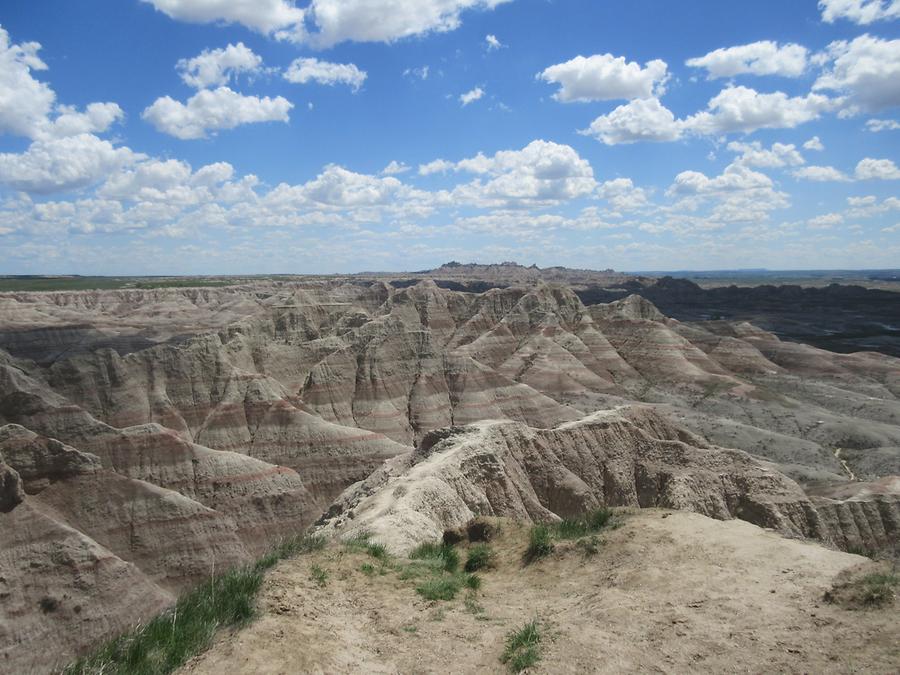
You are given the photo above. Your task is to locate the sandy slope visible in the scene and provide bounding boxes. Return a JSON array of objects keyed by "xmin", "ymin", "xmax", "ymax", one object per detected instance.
[{"xmin": 181, "ymin": 510, "xmax": 898, "ymax": 674}]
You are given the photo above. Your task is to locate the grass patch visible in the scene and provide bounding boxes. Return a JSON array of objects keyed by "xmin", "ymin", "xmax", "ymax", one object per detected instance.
[
  {"xmin": 501, "ymin": 620, "xmax": 542, "ymax": 673},
  {"xmin": 553, "ymin": 508, "xmax": 613, "ymax": 539},
  {"xmin": 344, "ymin": 534, "xmax": 389, "ymax": 561},
  {"xmin": 360, "ymin": 563, "xmax": 375, "ymax": 576},
  {"xmin": 859, "ymin": 573, "xmax": 899, "ymax": 607},
  {"xmin": 576, "ymin": 535, "xmax": 602, "ymax": 558},
  {"xmin": 464, "ymin": 544, "xmax": 495, "ymax": 572},
  {"xmin": 523, "ymin": 525, "xmax": 554, "ymax": 564},
  {"xmin": 310, "ymin": 565, "xmax": 328, "ymax": 587},
  {"xmin": 416, "ymin": 576, "xmax": 463, "ymax": 601},
  {"xmin": 63, "ymin": 533, "xmax": 323, "ymax": 675},
  {"xmin": 409, "ymin": 541, "xmax": 459, "ymax": 572}
]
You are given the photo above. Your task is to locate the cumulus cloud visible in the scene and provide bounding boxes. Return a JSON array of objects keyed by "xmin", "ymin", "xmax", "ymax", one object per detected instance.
[
  {"xmin": 486, "ymin": 34, "xmax": 502, "ymax": 50},
  {"xmin": 819, "ymin": 0, "xmax": 900, "ymax": 24},
  {"xmin": 856, "ymin": 157, "xmax": 900, "ymax": 179},
  {"xmin": 814, "ymin": 34, "xmax": 900, "ymax": 113},
  {"xmin": 425, "ymin": 140, "xmax": 596, "ymax": 207},
  {"xmin": 803, "ymin": 136, "xmax": 825, "ymax": 150},
  {"xmin": 284, "ymin": 57, "xmax": 367, "ymax": 90},
  {"xmin": 581, "ymin": 97, "xmax": 683, "ymax": 144},
  {"xmin": 44, "ymin": 102, "xmax": 124, "ymax": 139},
  {"xmin": 866, "ymin": 118, "xmax": 900, "ymax": 131},
  {"xmin": 597, "ymin": 178, "xmax": 650, "ymax": 213},
  {"xmin": 807, "ymin": 212, "xmax": 844, "ymax": 229},
  {"xmin": 538, "ymin": 54, "xmax": 669, "ymax": 102},
  {"xmin": 728, "ymin": 141, "xmax": 805, "ymax": 168},
  {"xmin": 0, "ymin": 134, "xmax": 141, "ymax": 194},
  {"xmin": 0, "ymin": 27, "xmax": 56, "ymax": 139},
  {"xmin": 177, "ymin": 43, "xmax": 263, "ymax": 89},
  {"xmin": 686, "ymin": 41, "xmax": 809, "ymax": 79},
  {"xmin": 684, "ymin": 86, "xmax": 837, "ymax": 135},
  {"xmin": 460, "ymin": 86, "xmax": 484, "ymax": 106},
  {"xmin": 142, "ymin": 87, "xmax": 293, "ymax": 139},
  {"xmin": 381, "ymin": 160, "xmax": 411, "ymax": 175},
  {"xmin": 302, "ymin": 0, "xmax": 512, "ymax": 47},
  {"xmin": 792, "ymin": 165, "xmax": 852, "ymax": 181},
  {"xmin": 141, "ymin": 0, "xmax": 305, "ymax": 35}
]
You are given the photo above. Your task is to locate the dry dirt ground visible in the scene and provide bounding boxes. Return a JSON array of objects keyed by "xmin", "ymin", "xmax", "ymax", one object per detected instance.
[{"xmin": 181, "ymin": 511, "xmax": 898, "ymax": 674}]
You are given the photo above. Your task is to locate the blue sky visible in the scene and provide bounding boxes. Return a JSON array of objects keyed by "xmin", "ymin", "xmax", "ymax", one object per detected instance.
[{"xmin": 0, "ymin": 0, "xmax": 899, "ymax": 274}]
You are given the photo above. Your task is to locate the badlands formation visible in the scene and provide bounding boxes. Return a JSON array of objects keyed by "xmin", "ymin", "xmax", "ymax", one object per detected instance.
[{"xmin": 0, "ymin": 271, "xmax": 898, "ymax": 671}]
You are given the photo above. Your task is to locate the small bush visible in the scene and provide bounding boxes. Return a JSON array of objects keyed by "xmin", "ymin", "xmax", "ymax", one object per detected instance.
[
  {"xmin": 860, "ymin": 573, "xmax": 899, "ymax": 607},
  {"xmin": 501, "ymin": 620, "xmax": 542, "ymax": 673},
  {"xmin": 464, "ymin": 573, "xmax": 482, "ymax": 591},
  {"xmin": 464, "ymin": 544, "xmax": 495, "ymax": 572},
  {"xmin": 524, "ymin": 525, "xmax": 554, "ymax": 564},
  {"xmin": 310, "ymin": 565, "xmax": 328, "ymax": 587},
  {"xmin": 409, "ymin": 541, "xmax": 459, "ymax": 572},
  {"xmin": 466, "ymin": 519, "xmax": 497, "ymax": 542},
  {"xmin": 416, "ymin": 576, "xmax": 462, "ymax": 601}
]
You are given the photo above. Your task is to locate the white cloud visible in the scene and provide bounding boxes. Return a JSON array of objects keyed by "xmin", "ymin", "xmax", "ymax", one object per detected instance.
[
  {"xmin": 803, "ymin": 136, "xmax": 825, "ymax": 150},
  {"xmin": 882, "ymin": 223, "xmax": 900, "ymax": 232},
  {"xmin": 460, "ymin": 86, "xmax": 484, "ymax": 106},
  {"xmin": 856, "ymin": 157, "xmax": 900, "ymax": 179},
  {"xmin": 581, "ymin": 97, "xmax": 683, "ymax": 145},
  {"xmin": 538, "ymin": 54, "xmax": 668, "ymax": 102},
  {"xmin": 866, "ymin": 118, "xmax": 900, "ymax": 131},
  {"xmin": 807, "ymin": 212, "xmax": 844, "ymax": 229},
  {"xmin": 668, "ymin": 162, "xmax": 774, "ymax": 196},
  {"xmin": 0, "ymin": 134, "xmax": 141, "ymax": 194},
  {"xmin": 300, "ymin": 0, "xmax": 513, "ymax": 48},
  {"xmin": 436, "ymin": 140, "xmax": 597, "ymax": 207},
  {"xmin": 0, "ymin": 27, "xmax": 55, "ymax": 139},
  {"xmin": 819, "ymin": 0, "xmax": 900, "ymax": 24},
  {"xmin": 684, "ymin": 86, "xmax": 836, "ymax": 135},
  {"xmin": 486, "ymin": 34, "xmax": 502, "ymax": 50},
  {"xmin": 728, "ymin": 141, "xmax": 805, "ymax": 168},
  {"xmin": 792, "ymin": 165, "xmax": 852, "ymax": 181},
  {"xmin": 597, "ymin": 178, "xmax": 650, "ymax": 212},
  {"xmin": 177, "ymin": 43, "xmax": 263, "ymax": 89},
  {"xmin": 141, "ymin": 0, "xmax": 305, "ymax": 35},
  {"xmin": 418, "ymin": 159, "xmax": 455, "ymax": 175},
  {"xmin": 284, "ymin": 57, "xmax": 367, "ymax": 90},
  {"xmin": 44, "ymin": 102, "xmax": 124, "ymax": 138},
  {"xmin": 142, "ymin": 87, "xmax": 293, "ymax": 139},
  {"xmin": 686, "ymin": 41, "xmax": 808, "ymax": 79},
  {"xmin": 814, "ymin": 34, "xmax": 900, "ymax": 113},
  {"xmin": 381, "ymin": 160, "xmax": 411, "ymax": 175}
]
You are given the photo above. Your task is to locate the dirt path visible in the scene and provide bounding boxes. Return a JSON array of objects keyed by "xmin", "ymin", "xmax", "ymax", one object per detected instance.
[
  {"xmin": 834, "ymin": 447, "xmax": 858, "ymax": 482},
  {"xmin": 181, "ymin": 510, "xmax": 898, "ymax": 674}
]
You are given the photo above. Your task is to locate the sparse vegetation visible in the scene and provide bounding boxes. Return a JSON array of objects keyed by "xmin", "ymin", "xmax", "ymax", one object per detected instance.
[
  {"xmin": 310, "ymin": 565, "xmax": 328, "ymax": 587},
  {"xmin": 576, "ymin": 535, "xmax": 601, "ymax": 558},
  {"xmin": 409, "ymin": 541, "xmax": 459, "ymax": 572},
  {"xmin": 360, "ymin": 563, "xmax": 376, "ymax": 576},
  {"xmin": 859, "ymin": 573, "xmax": 899, "ymax": 607},
  {"xmin": 464, "ymin": 544, "xmax": 495, "ymax": 572},
  {"xmin": 63, "ymin": 534, "xmax": 324, "ymax": 675},
  {"xmin": 416, "ymin": 576, "xmax": 463, "ymax": 601},
  {"xmin": 553, "ymin": 508, "xmax": 613, "ymax": 539},
  {"xmin": 500, "ymin": 619, "xmax": 542, "ymax": 673},
  {"xmin": 345, "ymin": 534, "xmax": 390, "ymax": 561},
  {"xmin": 524, "ymin": 525, "xmax": 555, "ymax": 563}
]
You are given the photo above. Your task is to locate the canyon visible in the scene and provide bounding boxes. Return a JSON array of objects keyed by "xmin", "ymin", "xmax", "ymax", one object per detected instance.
[{"xmin": 0, "ymin": 270, "xmax": 898, "ymax": 671}]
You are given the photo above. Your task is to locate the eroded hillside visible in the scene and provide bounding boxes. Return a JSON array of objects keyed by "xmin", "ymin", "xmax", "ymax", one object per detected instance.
[{"xmin": 1, "ymin": 279, "xmax": 898, "ymax": 671}]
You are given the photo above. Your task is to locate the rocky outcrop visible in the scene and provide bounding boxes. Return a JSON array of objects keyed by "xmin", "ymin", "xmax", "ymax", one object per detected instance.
[{"xmin": 318, "ymin": 407, "xmax": 829, "ymax": 553}]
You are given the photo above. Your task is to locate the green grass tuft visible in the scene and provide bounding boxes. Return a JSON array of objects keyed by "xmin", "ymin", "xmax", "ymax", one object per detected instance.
[
  {"xmin": 464, "ymin": 544, "xmax": 495, "ymax": 572},
  {"xmin": 501, "ymin": 620, "xmax": 542, "ymax": 672},
  {"xmin": 553, "ymin": 508, "xmax": 613, "ymax": 540},
  {"xmin": 409, "ymin": 541, "xmax": 459, "ymax": 572},
  {"xmin": 415, "ymin": 576, "xmax": 463, "ymax": 601},
  {"xmin": 62, "ymin": 534, "xmax": 322, "ymax": 675},
  {"xmin": 523, "ymin": 525, "xmax": 554, "ymax": 564},
  {"xmin": 464, "ymin": 573, "xmax": 482, "ymax": 591},
  {"xmin": 860, "ymin": 573, "xmax": 899, "ymax": 607},
  {"xmin": 310, "ymin": 565, "xmax": 328, "ymax": 587}
]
